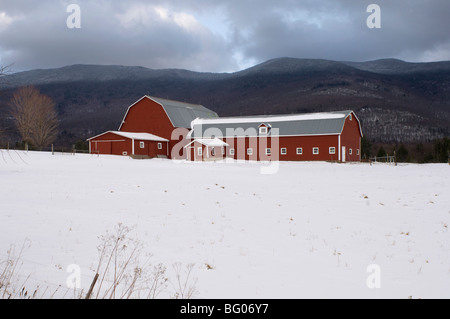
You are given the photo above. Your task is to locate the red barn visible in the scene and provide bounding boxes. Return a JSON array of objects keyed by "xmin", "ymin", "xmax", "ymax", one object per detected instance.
[
  {"xmin": 88, "ymin": 95, "xmax": 363, "ymax": 162},
  {"xmin": 88, "ymin": 131, "xmax": 169, "ymax": 158},
  {"xmin": 187, "ymin": 110, "xmax": 363, "ymax": 162},
  {"xmin": 88, "ymin": 95, "xmax": 218, "ymax": 158}
]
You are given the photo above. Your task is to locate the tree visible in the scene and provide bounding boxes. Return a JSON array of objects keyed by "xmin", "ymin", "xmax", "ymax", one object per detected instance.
[
  {"xmin": 376, "ymin": 146, "xmax": 387, "ymax": 158},
  {"xmin": 361, "ymin": 136, "xmax": 372, "ymax": 160},
  {"xmin": 396, "ymin": 144, "xmax": 409, "ymax": 162},
  {"xmin": 9, "ymin": 86, "xmax": 59, "ymax": 150},
  {"xmin": 434, "ymin": 137, "xmax": 450, "ymax": 163}
]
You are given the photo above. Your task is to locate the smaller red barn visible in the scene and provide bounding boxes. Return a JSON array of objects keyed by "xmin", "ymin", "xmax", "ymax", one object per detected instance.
[
  {"xmin": 88, "ymin": 131, "xmax": 169, "ymax": 158},
  {"xmin": 184, "ymin": 138, "xmax": 229, "ymax": 161}
]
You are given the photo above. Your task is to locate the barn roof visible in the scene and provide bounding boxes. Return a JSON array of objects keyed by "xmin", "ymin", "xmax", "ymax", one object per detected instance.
[
  {"xmin": 189, "ymin": 110, "xmax": 362, "ymax": 138},
  {"xmin": 119, "ymin": 96, "xmax": 219, "ymax": 130},
  {"xmin": 88, "ymin": 131, "xmax": 169, "ymax": 142}
]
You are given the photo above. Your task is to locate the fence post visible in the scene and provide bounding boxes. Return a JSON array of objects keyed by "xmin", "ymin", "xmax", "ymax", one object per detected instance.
[{"xmin": 52, "ymin": 144, "xmax": 54, "ymax": 155}]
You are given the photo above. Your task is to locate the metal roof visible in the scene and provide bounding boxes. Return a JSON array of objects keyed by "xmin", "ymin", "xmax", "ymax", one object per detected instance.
[
  {"xmin": 149, "ymin": 96, "xmax": 219, "ymax": 128},
  {"xmin": 190, "ymin": 110, "xmax": 358, "ymax": 138}
]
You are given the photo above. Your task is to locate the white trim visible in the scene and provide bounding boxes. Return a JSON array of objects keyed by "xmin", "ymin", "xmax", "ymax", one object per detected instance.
[
  {"xmin": 140, "ymin": 141, "xmax": 145, "ymax": 149},
  {"xmin": 296, "ymin": 147, "xmax": 303, "ymax": 155},
  {"xmin": 281, "ymin": 148, "xmax": 287, "ymax": 155},
  {"xmin": 132, "ymin": 138, "xmax": 135, "ymax": 155},
  {"xmin": 259, "ymin": 126, "xmax": 268, "ymax": 135},
  {"xmin": 247, "ymin": 148, "xmax": 253, "ymax": 155},
  {"xmin": 329, "ymin": 147, "xmax": 336, "ymax": 155},
  {"xmin": 157, "ymin": 143, "xmax": 163, "ymax": 150},
  {"xmin": 338, "ymin": 135, "xmax": 341, "ymax": 161},
  {"xmin": 313, "ymin": 147, "xmax": 320, "ymax": 155},
  {"xmin": 265, "ymin": 148, "xmax": 271, "ymax": 155}
]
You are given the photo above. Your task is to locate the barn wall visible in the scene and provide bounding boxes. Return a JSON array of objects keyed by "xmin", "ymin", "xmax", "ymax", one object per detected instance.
[
  {"xmin": 223, "ymin": 135, "xmax": 340, "ymax": 162},
  {"xmin": 120, "ymin": 97, "xmax": 175, "ymax": 140},
  {"xmin": 340, "ymin": 113, "xmax": 362, "ymax": 162},
  {"xmin": 89, "ymin": 132, "xmax": 130, "ymax": 156},
  {"xmin": 133, "ymin": 140, "xmax": 169, "ymax": 158}
]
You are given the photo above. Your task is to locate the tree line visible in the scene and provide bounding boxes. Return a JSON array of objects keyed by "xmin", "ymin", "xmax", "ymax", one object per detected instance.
[{"xmin": 361, "ymin": 136, "xmax": 450, "ymax": 163}]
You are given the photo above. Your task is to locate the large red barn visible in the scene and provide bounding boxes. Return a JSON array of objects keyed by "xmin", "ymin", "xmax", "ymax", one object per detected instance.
[{"xmin": 88, "ymin": 95, "xmax": 363, "ymax": 162}]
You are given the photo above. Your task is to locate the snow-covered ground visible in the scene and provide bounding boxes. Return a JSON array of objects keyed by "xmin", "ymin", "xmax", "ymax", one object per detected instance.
[{"xmin": 1, "ymin": 150, "xmax": 449, "ymax": 299}]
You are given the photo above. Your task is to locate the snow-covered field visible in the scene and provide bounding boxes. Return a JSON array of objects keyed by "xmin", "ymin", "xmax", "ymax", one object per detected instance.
[{"xmin": 1, "ymin": 150, "xmax": 449, "ymax": 299}]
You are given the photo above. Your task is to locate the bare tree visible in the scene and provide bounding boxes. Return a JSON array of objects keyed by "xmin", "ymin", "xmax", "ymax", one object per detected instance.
[{"xmin": 9, "ymin": 86, "xmax": 59, "ymax": 150}]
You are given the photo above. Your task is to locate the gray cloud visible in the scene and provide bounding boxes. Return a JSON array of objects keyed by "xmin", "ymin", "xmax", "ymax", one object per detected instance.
[{"xmin": 0, "ymin": 0, "xmax": 449, "ymax": 73}]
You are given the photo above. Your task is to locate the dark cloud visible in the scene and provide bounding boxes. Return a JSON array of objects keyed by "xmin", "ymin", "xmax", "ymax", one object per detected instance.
[{"xmin": 0, "ymin": 0, "xmax": 449, "ymax": 72}]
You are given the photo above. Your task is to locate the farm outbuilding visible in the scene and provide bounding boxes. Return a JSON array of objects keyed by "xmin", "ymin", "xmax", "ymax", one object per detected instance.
[{"xmin": 88, "ymin": 131, "xmax": 169, "ymax": 158}]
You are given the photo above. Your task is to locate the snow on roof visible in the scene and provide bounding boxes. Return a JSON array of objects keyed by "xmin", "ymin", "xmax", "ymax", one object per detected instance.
[
  {"xmin": 184, "ymin": 138, "xmax": 229, "ymax": 148},
  {"xmin": 191, "ymin": 112, "xmax": 346, "ymax": 127},
  {"xmin": 88, "ymin": 131, "xmax": 169, "ymax": 142}
]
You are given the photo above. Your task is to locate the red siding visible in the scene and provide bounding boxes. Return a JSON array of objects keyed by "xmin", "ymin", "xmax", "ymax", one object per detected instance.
[
  {"xmin": 340, "ymin": 113, "xmax": 362, "ymax": 162},
  {"xmin": 89, "ymin": 132, "xmax": 130, "ymax": 156},
  {"xmin": 120, "ymin": 97, "xmax": 174, "ymax": 140},
  {"xmin": 89, "ymin": 132, "xmax": 168, "ymax": 157},
  {"xmin": 223, "ymin": 135, "xmax": 340, "ymax": 162}
]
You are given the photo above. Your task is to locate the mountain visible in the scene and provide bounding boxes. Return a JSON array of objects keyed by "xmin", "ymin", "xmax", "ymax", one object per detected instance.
[{"xmin": 0, "ymin": 58, "xmax": 449, "ymax": 146}]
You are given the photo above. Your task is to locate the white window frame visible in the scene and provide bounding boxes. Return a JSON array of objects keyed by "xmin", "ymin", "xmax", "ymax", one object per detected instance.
[
  {"xmin": 265, "ymin": 148, "xmax": 271, "ymax": 155},
  {"xmin": 296, "ymin": 148, "xmax": 303, "ymax": 155},
  {"xmin": 329, "ymin": 147, "xmax": 336, "ymax": 155},
  {"xmin": 122, "ymin": 151, "xmax": 128, "ymax": 156},
  {"xmin": 349, "ymin": 148, "xmax": 353, "ymax": 155},
  {"xmin": 139, "ymin": 141, "xmax": 145, "ymax": 149},
  {"xmin": 247, "ymin": 148, "xmax": 253, "ymax": 155},
  {"xmin": 197, "ymin": 147, "xmax": 203, "ymax": 156},
  {"xmin": 229, "ymin": 148, "xmax": 235, "ymax": 156},
  {"xmin": 281, "ymin": 148, "xmax": 287, "ymax": 155},
  {"xmin": 313, "ymin": 147, "xmax": 320, "ymax": 155},
  {"xmin": 349, "ymin": 114, "xmax": 353, "ymax": 121},
  {"xmin": 157, "ymin": 143, "xmax": 163, "ymax": 150},
  {"xmin": 259, "ymin": 126, "xmax": 268, "ymax": 135}
]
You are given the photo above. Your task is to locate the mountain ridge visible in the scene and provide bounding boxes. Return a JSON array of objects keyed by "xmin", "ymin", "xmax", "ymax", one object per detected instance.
[{"xmin": 0, "ymin": 57, "xmax": 449, "ymax": 145}]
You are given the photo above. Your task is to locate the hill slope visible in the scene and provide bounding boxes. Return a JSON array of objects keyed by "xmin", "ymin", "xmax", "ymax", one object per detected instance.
[{"xmin": 0, "ymin": 58, "xmax": 449, "ymax": 145}]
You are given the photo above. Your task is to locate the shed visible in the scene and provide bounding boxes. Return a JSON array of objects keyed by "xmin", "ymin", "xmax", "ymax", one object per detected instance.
[{"xmin": 88, "ymin": 131, "xmax": 169, "ymax": 158}]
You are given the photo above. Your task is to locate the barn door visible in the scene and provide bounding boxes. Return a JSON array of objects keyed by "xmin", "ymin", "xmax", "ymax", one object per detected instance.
[{"xmin": 342, "ymin": 146, "xmax": 346, "ymax": 162}]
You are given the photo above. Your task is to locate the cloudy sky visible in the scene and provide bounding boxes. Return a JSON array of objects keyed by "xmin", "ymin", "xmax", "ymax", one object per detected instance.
[{"xmin": 0, "ymin": 0, "xmax": 449, "ymax": 73}]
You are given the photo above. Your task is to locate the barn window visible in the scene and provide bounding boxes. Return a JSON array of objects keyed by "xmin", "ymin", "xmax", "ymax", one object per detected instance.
[
  {"xmin": 266, "ymin": 148, "xmax": 271, "ymax": 155},
  {"xmin": 122, "ymin": 151, "xmax": 128, "ymax": 156},
  {"xmin": 211, "ymin": 148, "xmax": 215, "ymax": 156},
  {"xmin": 259, "ymin": 126, "xmax": 268, "ymax": 135},
  {"xmin": 349, "ymin": 114, "xmax": 353, "ymax": 121},
  {"xmin": 281, "ymin": 148, "xmax": 287, "ymax": 155},
  {"xmin": 140, "ymin": 142, "xmax": 145, "ymax": 149},
  {"xmin": 357, "ymin": 149, "xmax": 360, "ymax": 155},
  {"xmin": 197, "ymin": 147, "xmax": 203, "ymax": 156},
  {"xmin": 296, "ymin": 148, "xmax": 303, "ymax": 155},
  {"xmin": 247, "ymin": 148, "xmax": 253, "ymax": 155},
  {"xmin": 329, "ymin": 147, "xmax": 336, "ymax": 155},
  {"xmin": 349, "ymin": 148, "xmax": 353, "ymax": 155},
  {"xmin": 313, "ymin": 147, "xmax": 319, "ymax": 155},
  {"xmin": 157, "ymin": 143, "xmax": 163, "ymax": 150},
  {"xmin": 229, "ymin": 148, "xmax": 235, "ymax": 156}
]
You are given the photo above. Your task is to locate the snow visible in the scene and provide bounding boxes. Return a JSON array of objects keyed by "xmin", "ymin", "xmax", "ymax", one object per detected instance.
[
  {"xmin": 191, "ymin": 112, "xmax": 347, "ymax": 126},
  {"xmin": 88, "ymin": 131, "xmax": 169, "ymax": 142},
  {"xmin": 1, "ymin": 150, "xmax": 449, "ymax": 299},
  {"xmin": 185, "ymin": 138, "xmax": 229, "ymax": 148}
]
